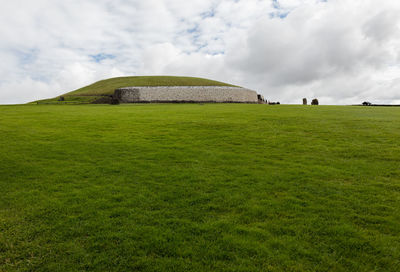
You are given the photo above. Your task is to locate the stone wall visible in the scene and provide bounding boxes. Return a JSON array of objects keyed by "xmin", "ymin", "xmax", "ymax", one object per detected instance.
[{"xmin": 114, "ymin": 86, "xmax": 258, "ymax": 103}]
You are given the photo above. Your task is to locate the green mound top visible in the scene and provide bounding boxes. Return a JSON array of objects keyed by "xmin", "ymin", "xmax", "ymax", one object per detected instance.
[
  {"xmin": 66, "ymin": 76, "xmax": 237, "ymax": 96},
  {"xmin": 34, "ymin": 76, "xmax": 238, "ymax": 104}
]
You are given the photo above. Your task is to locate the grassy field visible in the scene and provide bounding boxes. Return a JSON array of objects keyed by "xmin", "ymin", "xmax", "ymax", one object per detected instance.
[
  {"xmin": 35, "ymin": 76, "xmax": 237, "ymax": 104},
  {"xmin": 0, "ymin": 104, "xmax": 399, "ymax": 271}
]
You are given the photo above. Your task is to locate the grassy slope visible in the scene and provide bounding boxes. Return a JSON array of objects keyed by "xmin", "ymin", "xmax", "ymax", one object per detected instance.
[
  {"xmin": 65, "ymin": 76, "xmax": 236, "ymax": 96},
  {"xmin": 32, "ymin": 95, "xmax": 104, "ymax": 105},
  {"xmin": 0, "ymin": 104, "xmax": 400, "ymax": 271},
  {"xmin": 33, "ymin": 76, "xmax": 237, "ymax": 104}
]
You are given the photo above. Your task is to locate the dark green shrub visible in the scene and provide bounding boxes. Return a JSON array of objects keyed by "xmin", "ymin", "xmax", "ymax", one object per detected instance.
[{"xmin": 110, "ymin": 98, "xmax": 120, "ymax": 105}]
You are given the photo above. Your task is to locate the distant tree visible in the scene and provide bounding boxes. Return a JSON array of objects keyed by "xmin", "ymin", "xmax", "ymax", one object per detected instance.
[
  {"xmin": 311, "ymin": 98, "xmax": 319, "ymax": 105},
  {"xmin": 362, "ymin": 101, "xmax": 372, "ymax": 106},
  {"xmin": 58, "ymin": 96, "xmax": 65, "ymax": 101}
]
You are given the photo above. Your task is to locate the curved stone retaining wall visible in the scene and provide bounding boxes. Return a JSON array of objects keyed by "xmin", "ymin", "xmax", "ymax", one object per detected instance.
[{"xmin": 114, "ymin": 86, "xmax": 258, "ymax": 103}]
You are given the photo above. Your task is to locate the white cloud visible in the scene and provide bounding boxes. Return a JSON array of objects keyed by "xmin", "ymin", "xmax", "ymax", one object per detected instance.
[{"xmin": 0, "ymin": 0, "xmax": 400, "ymax": 104}]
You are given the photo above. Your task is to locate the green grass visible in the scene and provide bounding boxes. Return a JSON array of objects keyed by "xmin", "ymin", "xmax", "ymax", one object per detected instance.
[
  {"xmin": 1, "ymin": 104, "xmax": 399, "ymax": 271},
  {"xmin": 33, "ymin": 76, "xmax": 237, "ymax": 104},
  {"xmin": 32, "ymin": 96, "xmax": 103, "ymax": 105}
]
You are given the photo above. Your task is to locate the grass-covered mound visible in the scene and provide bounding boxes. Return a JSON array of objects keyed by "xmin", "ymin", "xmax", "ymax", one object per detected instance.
[
  {"xmin": 34, "ymin": 76, "xmax": 237, "ymax": 104},
  {"xmin": 1, "ymin": 104, "xmax": 400, "ymax": 271}
]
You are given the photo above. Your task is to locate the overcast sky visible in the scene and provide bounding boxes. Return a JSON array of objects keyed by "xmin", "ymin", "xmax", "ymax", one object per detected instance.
[{"xmin": 1, "ymin": 0, "xmax": 400, "ymax": 104}]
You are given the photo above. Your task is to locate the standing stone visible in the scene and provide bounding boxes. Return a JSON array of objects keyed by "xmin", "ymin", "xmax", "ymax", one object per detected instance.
[
  {"xmin": 311, "ymin": 98, "xmax": 319, "ymax": 105},
  {"xmin": 303, "ymin": 98, "xmax": 307, "ymax": 105}
]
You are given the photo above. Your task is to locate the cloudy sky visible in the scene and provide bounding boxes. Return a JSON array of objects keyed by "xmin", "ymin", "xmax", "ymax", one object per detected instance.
[{"xmin": 1, "ymin": 0, "xmax": 400, "ymax": 104}]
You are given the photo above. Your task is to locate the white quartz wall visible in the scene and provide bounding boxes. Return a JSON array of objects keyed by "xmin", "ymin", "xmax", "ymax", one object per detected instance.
[{"xmin": 114, "ymin": 86, "xmax": 258, "ymax": 103}]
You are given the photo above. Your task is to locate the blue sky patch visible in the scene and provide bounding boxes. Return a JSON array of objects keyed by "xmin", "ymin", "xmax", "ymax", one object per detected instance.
[
  {"xmin": 187, "ymin": 24, "xmax": 199, "ymax": 34},
  {"xmin": 16, "ymin": 48, "xmax": 38, "ymax": 65},
  {"xmin": 200, "ymin": 8, "xmax": 215, "ymax": 19},
  {"xmin": 269, "ymin": 11, "xmax": 289, "ymax": 19},
  {"xmin": 90, "ymin": 53, "xmax": 115, "ymax": 63},
  {"xmin": 270, "ymin": 0, "xmax": 290, "ymax": 19}
]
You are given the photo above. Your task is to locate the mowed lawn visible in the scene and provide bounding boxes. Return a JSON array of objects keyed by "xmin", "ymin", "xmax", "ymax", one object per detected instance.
[{"xmin": 0, "ymin": 104, "xmax": 399, "ymax": 271}]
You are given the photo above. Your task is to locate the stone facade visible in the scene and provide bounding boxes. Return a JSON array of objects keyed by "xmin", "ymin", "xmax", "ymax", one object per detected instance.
[{"xmin": 114, "ymin": 86, "xmax": 258, "ymax": 103}]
